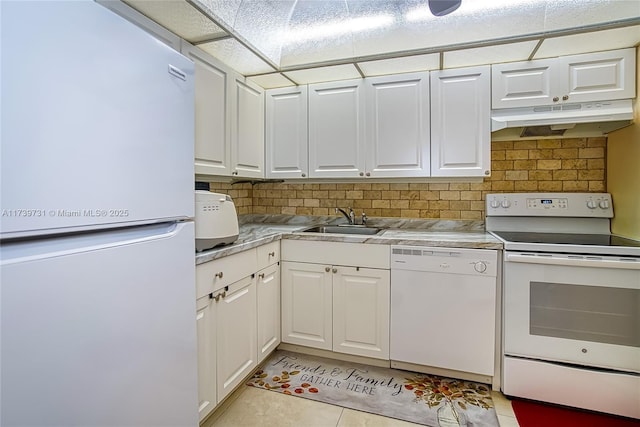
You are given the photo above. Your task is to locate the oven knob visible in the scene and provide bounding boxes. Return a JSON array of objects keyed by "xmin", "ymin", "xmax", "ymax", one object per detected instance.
[
  {"xmin": 501, "ymin": 200, "xmax": 511, "ymax": 208},
  {"xmin": 586, "ymin": 200, "xmax": 597, "ymax": 209},
  {"xmin": 473, "ymin": 261, "xmax": 487, "ymax": 273},
  {"xmin": 599, "ymin": 200, "xmax": 610, "ymax": 209},
  {"xmin": 490, "ymin": 200, "xmax": 500, "ymax": 209}
]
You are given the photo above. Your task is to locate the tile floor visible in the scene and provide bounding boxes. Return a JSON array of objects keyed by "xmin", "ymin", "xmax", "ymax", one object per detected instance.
[{"xmin": 202, "ymin": 384, "xmax": 520, "ymax": 427}]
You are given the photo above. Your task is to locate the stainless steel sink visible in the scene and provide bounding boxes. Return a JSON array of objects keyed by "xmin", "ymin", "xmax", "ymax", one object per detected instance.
[{"xmin": 301, "ymin": 225, "xmax": 382, "ymax": 235}]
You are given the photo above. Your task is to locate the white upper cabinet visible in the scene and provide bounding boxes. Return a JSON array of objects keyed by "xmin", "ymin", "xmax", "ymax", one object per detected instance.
[
  {"xmin": 182, "ymin": 43, "xmax": 232, "ymax": 177},
  {"xmin": 308, "ymin": 79, "xmax": 366, "ymax": 178},
  {"xmin": 491, "ymin": 58, "xmax": 556, "ymax": 109},
  {"xmin": 492, "ymin": 48, "xmax": 635, "ymax": 109},
  {"xmin": 231, "ymin": 76, "xmax": 265, "ymax": 178},
  {"xmin": 431, "ymin": 66, "xmax": 491, "ymax": 177},
  {"xmin": 265, "ymin": 86, "xmax": 309, "ymax": 179},
  {"xmin": 365, "ymin": 72, "xmax": 431, "ymax": 178},
  {"xmin": 559, "ymin": 49, "xmax": 636, "ymax": 104}
]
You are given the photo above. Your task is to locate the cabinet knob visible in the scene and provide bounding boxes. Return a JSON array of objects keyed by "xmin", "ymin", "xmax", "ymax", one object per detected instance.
[
  {"xmin": 359, "ymin": 172, "xmax": 364, "ymax": 177},
  {"xmin": 268, "ymin": 251, "xmax": 275, "ymax": 257},
  {"xmin": 301, "ymin": 173, "xmax": 306, "ymax": 177},
  {"xmin": 232, "ymin": 171, "xmax": 238, "ymax": 176},
  {"xmin": 325, "ymin": 266, "xmax": 331, "ymax": 272},
  {"xmin": 365, "ymin": 172, "xmax": 370, "ymax": 177},
  {"xmin": 562, "ymin": 95, "xmax": 569, "ymax": 101},
  {"xmin": 332, "ymin": 268, "xmax": 338, "ymax": 274},
  {"xmin": 553, "ymin": 96, "xmax": 559, "ymax": 102},
  {"xmin": 258, "ymin": 273, "xmax": 265, "ymax": 279},
  {"xmin": 215, "ymin": 271, "xmax": 223, "ymax": 279},
  {"xmin": 484, "ymin": 170, "xmax": 490, "ymax": 176}
]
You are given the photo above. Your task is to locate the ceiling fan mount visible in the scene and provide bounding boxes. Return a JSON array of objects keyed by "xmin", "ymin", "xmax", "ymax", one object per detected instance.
[{"xmin": 428, "ymin": 0, "xmax": 462, "ymax": 17}]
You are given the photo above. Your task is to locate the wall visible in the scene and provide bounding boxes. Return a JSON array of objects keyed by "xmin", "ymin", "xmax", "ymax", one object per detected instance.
[
  {"xmin": 607, "ymin": 46, "xmax": 640, "ymax": 240},
  {"xmin": 210, "ymin": 137, "xmax": 607, "ymax": 219}
]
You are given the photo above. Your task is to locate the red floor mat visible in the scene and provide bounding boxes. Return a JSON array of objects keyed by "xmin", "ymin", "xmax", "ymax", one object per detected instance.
[{"xmin": 511, "ymin": 399, "xmax": 640, "ymax": 427}]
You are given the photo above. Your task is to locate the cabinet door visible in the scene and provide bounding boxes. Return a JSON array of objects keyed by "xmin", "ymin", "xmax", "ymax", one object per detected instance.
[
  {"xmin": 196, "ymin": 295, "xmax": 216, "ymax": 422},
  {"xmin": 491, "ymin": 58, "xmax": 558, "ymax": 109},
  {"xmin": 308, "ymin": 80, "xmax": 366, "ymax": 178},
  {"xmin": 216, "ymin": 275, "xmax": 257, "ymax": 403},
  {"xmin": 266, "ymin": 86, "xmax": 308, "ymax": 179},
  {"xmin": 257, "ymin": 263, "xmax": 281, "ymax": 363},
  {"xmin": 559, "ymin": 48, "xmax": 636, "ymax": 104},
  {"xmin": 333, "ymin": 267, "xmax": 390, "ymax": 360},
  {"xmin": 281, "ymin": 261, "xmax": 333, "ymax": 350},
  {"xmin": 231, "ymin": 77, "xmax": 264, "ymax": 178},
  {"xmin": 431, "ymin": 66, "xmax": 491, "ymax": 177},
  {"xmin": 182, "ymin": 43, "xmax": 232, "ymax": 176},
  {"xmin": 365, "ymin": 73, "xmax": 430, "ymax": 177}
]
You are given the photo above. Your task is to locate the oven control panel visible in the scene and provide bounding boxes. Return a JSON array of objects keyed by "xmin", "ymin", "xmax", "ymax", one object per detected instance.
[{"xmin": 486, "ymin": 193, "xmax": 613, "ymax": 217}]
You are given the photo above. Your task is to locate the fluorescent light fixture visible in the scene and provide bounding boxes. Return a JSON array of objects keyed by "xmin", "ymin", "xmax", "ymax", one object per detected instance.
[{"xmin": 281, "ymin": 13, "xmax": 395, "ymax": 45}]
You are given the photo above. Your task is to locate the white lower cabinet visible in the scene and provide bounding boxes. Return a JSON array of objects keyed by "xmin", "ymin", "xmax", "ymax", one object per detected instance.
[
  {"xmin": 196, "ymin": 243, "xmax": 282, "ymax": 421},
  {"xmin": 281, "ymin": 241, "xmax": 391, "ymax": 360},
  {"xmin": 333, "ymin": 267, "xmax": 390, "ymax": 359},
  {"xmin": 196, "ymin": 274, "xmax": 258, "ymax": 422},
  {"xmin": 257, "ymin": 262, "xmax": 281, "ymax": 362},
  {"xmin": 216, "ymin": 275, "xmax": 257, "ymax": 402},
  {"xmin": 196, "ymin": 295, "xmax": 216, "ymax": 422},
  {"xmin": 281, "ymin": 261, "xmax": 334, "ymax": 350}
]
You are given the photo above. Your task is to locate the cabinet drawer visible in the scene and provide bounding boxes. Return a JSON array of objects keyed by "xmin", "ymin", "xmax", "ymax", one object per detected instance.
[
  {"xmin": 282, "ymin": 240, "xmax": 390, "ymax": 269},
  {"xmin": 196, "ymin": 249, "xmax": 257, "ymax": 298},
  {"xmin": 257, "ymin": 241, "xmax": 280, "ymax": 270}
]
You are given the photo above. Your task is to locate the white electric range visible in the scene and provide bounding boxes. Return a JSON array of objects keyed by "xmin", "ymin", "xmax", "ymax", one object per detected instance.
[{"xmin": 486, "ymin": 193, "xmax": 640, "ymax": 420}]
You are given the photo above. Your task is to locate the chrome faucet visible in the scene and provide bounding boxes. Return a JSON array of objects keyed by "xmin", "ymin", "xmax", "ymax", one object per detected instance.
[{"xmin": 335, "ymin": 207, "xmax": 355, "ymax": 225}]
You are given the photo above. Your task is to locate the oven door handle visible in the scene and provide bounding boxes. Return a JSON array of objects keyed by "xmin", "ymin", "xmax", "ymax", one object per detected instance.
[{"xmin": 505, "ymin": 254, "xmax": 640, "ymax": 270}]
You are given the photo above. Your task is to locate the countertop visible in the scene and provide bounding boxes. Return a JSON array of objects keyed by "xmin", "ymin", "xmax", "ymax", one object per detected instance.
[{"xmin": 196, "ymin": 215, "xmax": 502, "ymax": 265}]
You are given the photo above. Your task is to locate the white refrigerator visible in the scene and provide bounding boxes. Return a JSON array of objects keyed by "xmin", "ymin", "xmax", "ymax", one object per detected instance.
[{"xmin": 1, "ymin": 1, "xmax": 198, "ymax": 425}]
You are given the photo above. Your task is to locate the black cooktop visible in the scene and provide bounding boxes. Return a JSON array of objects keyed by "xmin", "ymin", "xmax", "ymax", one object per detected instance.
[{"xmin": 492, "ymin": 232, "xmax": 640, "ymax": 248}]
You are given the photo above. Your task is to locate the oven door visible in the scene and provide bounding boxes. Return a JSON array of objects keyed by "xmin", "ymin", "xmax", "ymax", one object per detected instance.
[{"xmin": 503, "ymin": 251, "xmax": 640, "ymax": 373}]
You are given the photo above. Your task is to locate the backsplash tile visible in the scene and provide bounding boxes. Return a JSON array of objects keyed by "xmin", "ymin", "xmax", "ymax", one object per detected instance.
[{"xmin": 209, "ymin": 137, "xmax": 606, "ymax": 219}]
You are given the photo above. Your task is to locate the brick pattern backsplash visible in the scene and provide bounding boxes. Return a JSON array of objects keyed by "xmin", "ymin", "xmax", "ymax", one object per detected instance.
[
  {"xmin": 209, "ymin": 137, "xmax": 606, "ymax": 219},
  {"xmin": 205, "ymin": 182, "xmax": 253, "ymax": 215}
]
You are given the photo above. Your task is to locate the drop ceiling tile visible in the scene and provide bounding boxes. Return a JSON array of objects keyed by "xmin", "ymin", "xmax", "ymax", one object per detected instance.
[
  {"xmin": 199, "ymin": 39, "xmax": 275, "ymax": 75},
  {"xmin": 247, "ymin": 73, "xmax": 295, "ymax": 89},
  {"xmin": 123, "ymin": 0, "xmax": 226, "ymax": 41},
  {"xmin": 444, "ymin": 41, "xmax": 539, "ymax": 68},
  {"xmin": 534, "ymin": 26, "xmax": 640, "ymax": 59},
  {"xmin": 358, "ymin": 53, "xmax": 440, "ymax": 76},
  {"xmin": 283, "ymin": 65, "xmax": 362, "ymax": 84},
  {"xmin": 543, "ymin": 0, "xmax": 640, "ymax": 33}
]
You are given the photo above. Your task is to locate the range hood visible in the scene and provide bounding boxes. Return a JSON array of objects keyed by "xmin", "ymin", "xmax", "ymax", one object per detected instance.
[{"xmin": 491, "ymin": 99, "xmax": 634, "ymax": 140}]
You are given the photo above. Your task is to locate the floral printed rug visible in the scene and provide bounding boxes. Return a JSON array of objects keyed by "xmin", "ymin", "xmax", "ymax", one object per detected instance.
[{"xmin": 247, "ymin": 351, "xmax": 499, "ymax": 427}]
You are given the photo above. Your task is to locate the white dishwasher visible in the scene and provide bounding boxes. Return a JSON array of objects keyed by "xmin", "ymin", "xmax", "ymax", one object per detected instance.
[{"xmin": 390, "ymin": 245, "xmax": 498, "ymax": 378}]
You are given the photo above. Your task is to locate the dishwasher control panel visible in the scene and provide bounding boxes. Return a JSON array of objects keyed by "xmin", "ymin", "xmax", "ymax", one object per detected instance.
[{"xmin": 390, "ymin": 245, "xmax": 498, "ymax": 276}]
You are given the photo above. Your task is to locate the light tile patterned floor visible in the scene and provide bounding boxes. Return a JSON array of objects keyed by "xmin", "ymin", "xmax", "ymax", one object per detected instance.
[{"xmin": 202, "ymin": 385, "xmax": 520, "ymax": 427}]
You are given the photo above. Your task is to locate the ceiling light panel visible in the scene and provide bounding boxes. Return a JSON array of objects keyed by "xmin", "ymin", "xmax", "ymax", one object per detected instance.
[
  {"xmin": 227, "ymin": 0, "xmax": 296, "ymax": 66},
  {"xmin": 444, "ymin": 41, "xmax": 539, "ymax": 68},
  {"xmin": 543, "ymin": 0, "xmax": 640, "ymax": 33},
  {"xmin": 280, "ymin": 0, "xmax": 549, "ymax": 68},
  {"xmin": 534, "ymin": 26, "xmax": 640, "ymax": 59},
  {"xmin": 284, "ymin": 64, "xmax": 362, "ymax": 84},
  {"xmin": 123, "ymin": 0, "xmax": 226, "ymax": 41},
  {"xmin": 278, "ymin": 0, "xmax": 356, "ymax": 68},
  {"xmin": 358, "ymin": 53, "xmax": 440, "ymax": 77},
  {"xmin": 247, "ymin": 73, "xmax": 295, "ymax": 89},
  {"xmin": 199, "ymin": 38, "xmax": 275, "ymax": 75}
]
